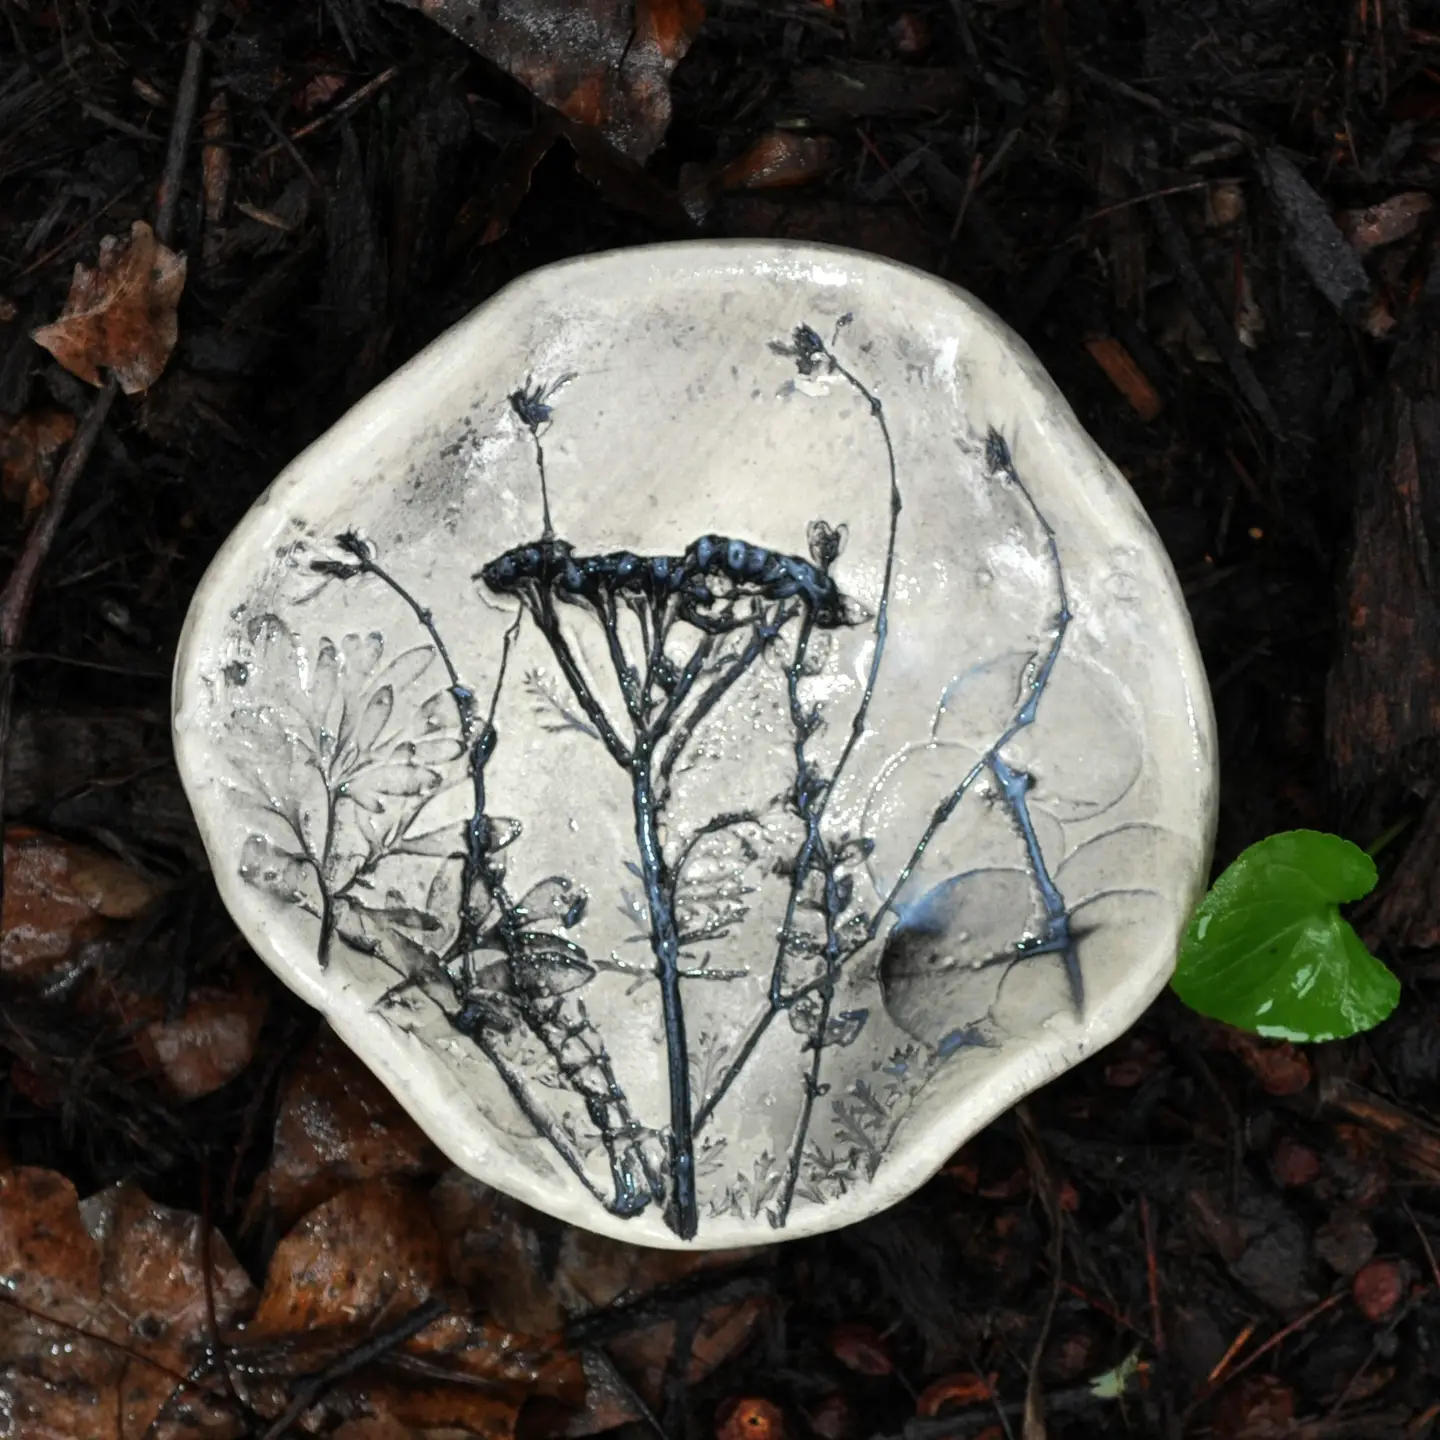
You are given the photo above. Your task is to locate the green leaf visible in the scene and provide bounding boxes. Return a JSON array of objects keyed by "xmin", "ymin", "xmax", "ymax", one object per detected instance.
[{"xmin": 1172, "ymin": 830, "xmax": 1400, "ymax": 1043}]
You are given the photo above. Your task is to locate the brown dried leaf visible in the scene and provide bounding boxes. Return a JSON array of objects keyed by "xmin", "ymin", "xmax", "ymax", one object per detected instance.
[
  {"xmin": 2, "ymin": 825, "xmax": 164, "ymax": 984},
  {"xmin": 0, "ymin": 1167, "xmax": 103, "ymax": 1329},
  {"xmin": 0, "ymin": 1168, "xmax": 254, "ymax": 1440},
  {"xmin": 31, "ymin": 220, "xmax": 186, "ymax": 395},
  {"xmin": 716, "ymin": 134, "xmax": 840, "ymax": 192},
  {"xmin": 828, "ymin": 1322, "xmax": 893, "ymax": 1376},
  {"xmin": 403, "ymin": 1310, "xmax": 584, "ymax": 1399},
  {"xmin": 234, "ymin": 1178, "xmax": 582, "ymax": 1438},
  {"xmin": 247, "ymin": 1025, "xmax": 445, "ymax": 1234},
  {"xmin": 229, "ymin": 1308, "xmax": 574, "ymax": 1440},
  {"xmin": 363, "ymin": 1329, "xmax": 562, "ymax": 1436},
  {"xmin": 1213, "ymin": 1374, "xmax": 1295, "ymax": 1440},
  {"xmin": 134, "ymin": 973, "xmax": 271, "ymax": 1101},
  {"xmin": 0, "ymin": 409, "xmax": 75, "ymax": 518},
  {"xmin": 404, "ymin": 0, "xmax": 704, "ymax": 160},
  {"xmin": 1353, "ymin": 1258, "xmax": 1406, "ymax": 1321},
  {"xmin": 1269, "ymin": 1136, "xmax": 1321, "ymax": 1189},
  {"xmin": 431, "ymin": 1172, "xmax": 770, "ymax": 1428},
  {"xmin": 332, "ymin": 1421, "xmax": 425, "ymax": 1440},
  {"xmin": 1220, "ymin": 1028, "xmax": 1313, "ymax": 1096},
  {"xmin": 916, "ymin": 1374, "xmax": 996, "ymax": 1416},
  {"xmin": 249, "ymin": 1177, "xmax": 448, "ymax": 1336},
  {"xmin": 609, "ymin": 1292, "xmax": 769, "ymax": 1410},
  {"xmin": 433, "ymin": 1169, "xmax": 764, "ymax": 1331},
  {"xmin": 1338, "ymin": 192, "xmax": 1434, "ymax": 257},
  {"xmin": 80, "ymin": 1182, "xmax": 257, "ymax": 1434}
]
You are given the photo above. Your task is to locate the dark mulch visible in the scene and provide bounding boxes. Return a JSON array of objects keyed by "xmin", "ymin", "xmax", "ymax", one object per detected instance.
[{"xmin": 4, "ymin": 0, "xmax": 1440, "ymax": 1436}]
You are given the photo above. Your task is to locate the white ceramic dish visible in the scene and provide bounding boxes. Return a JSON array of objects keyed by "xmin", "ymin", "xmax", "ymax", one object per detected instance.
[{"xmin": 173, "ymin": 242, "xmax": 1217, "ymax": 1248}]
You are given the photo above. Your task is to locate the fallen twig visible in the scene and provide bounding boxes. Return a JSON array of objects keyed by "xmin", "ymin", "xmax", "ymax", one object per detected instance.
[
  {"xmin": 256, "ymin": 1297, "xmax": 449, "ymax": 1440},
  {"xmin": 156, "ymin": 0, "xmax": 225, "ymax": 247},
  {"xmin": 1016, "ymin": 1104, "xmax": 1063, "ymax": 1440},
  {"xmin": 0, "ymin": 377, "xmax": 117, "ymax": 916},
  {"xmin": 1147, "ymin": 193, "xmax": 1285, "ymax": 441},
  {"xmin": 254, "ymin": 64, "xmax": 402, "ymax": 164},
  {"xmin": 0, "ymin": 0, "xmax": 221, "ymax": 915},
  {"xmin": 1181, "ymin": 1293, "xmax": 1343, "ymax": 1426}
]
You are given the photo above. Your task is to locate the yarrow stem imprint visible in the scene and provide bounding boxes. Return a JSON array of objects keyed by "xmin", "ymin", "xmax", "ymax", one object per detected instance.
[{"xmin": 246, "ymin": 319, "xmax": 1078, "ymax": 1240}]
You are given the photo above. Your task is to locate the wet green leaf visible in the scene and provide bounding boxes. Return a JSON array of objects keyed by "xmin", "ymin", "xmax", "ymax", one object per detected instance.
[{"xmin": 1172, "ymin": 830, "xmax": 1399, "ymax": 1043}]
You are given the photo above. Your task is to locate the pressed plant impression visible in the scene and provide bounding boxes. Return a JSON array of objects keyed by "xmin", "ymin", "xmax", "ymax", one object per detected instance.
[{"xmin": 175, "ymin": 245, "xmax": 1216, "ymax": 1247}]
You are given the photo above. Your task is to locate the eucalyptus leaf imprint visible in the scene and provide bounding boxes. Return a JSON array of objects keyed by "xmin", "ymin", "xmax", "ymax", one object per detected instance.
[{"xmin": 217, "ymin": 315, "xmax": 1163, "ymax": 1242}]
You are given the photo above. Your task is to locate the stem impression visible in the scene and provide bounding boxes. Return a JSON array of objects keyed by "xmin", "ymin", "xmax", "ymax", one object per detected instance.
[{"xmin": 296, "ymin": 322, "xmax": 1076, "ymax": 1239}]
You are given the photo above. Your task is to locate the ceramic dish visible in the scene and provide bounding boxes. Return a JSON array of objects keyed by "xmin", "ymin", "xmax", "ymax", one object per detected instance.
[{"xmin": 173, "ymin": 241, "xmax": 1217, "ymax": 1248}]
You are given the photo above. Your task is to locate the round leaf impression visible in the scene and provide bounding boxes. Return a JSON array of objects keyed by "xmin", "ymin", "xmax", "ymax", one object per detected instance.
[{"xmin": 1173, "ymin": 830, "xmax": 1398, "ymax": 1043}]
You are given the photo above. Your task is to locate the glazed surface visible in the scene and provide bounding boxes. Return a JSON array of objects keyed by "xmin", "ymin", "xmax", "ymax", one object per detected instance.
[{"xmin": 173, "ymin": 242, "xmax": 1216, "ymax": 1247}]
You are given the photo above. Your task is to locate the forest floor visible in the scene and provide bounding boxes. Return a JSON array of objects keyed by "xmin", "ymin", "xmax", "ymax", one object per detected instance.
[{"xmin": 3, "ymin": 0, "xmax": 1440, "ymax": 1437}]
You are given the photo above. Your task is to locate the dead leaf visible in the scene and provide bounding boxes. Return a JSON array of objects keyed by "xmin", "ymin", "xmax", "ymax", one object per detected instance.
[
  {"xmin": 431, "ymin": 1171, "xmax": 770, "ymax": 1426},
  {"xmin": 1221, "ymin": 1029, "xmax": 1313, "ymax": 1097},
  {"xmin": 1213, "ymin": 1374, "xmax": 1295, "ymax": 1440},
  {"xmin": 233, "ymin": 1178, "xmax": 582, "ymax": 1436},
  {"xmin": 715, "ymin": 134, "xmax": 841, "ymax": 192},
  {"xmin": 31, "ymin": 220, "xmax": 186, "ymax": 395},
  {"xmin": 79, "ymin": 1181, "xmax": 258, "ymax": 1431},
  {"xmin": 916, "ymin": 1374, "xmax": 996, "ymax": 1415},
  {"xmin": 228, "ymin": 1307, "xmax": 578, "ymax": 1438},
  {"xmin": 2, "ymin": 825, "xmax": 165, "ymax": 984},
  {"xmin": 134, "ymin": 972, "xmax": 271, "ymax": 1101},
  {"xmin": 332, "ymin": 1423, "xmax": 425, "ymax": 1440},
  {"xmin": 610, "ymin": 1292, "xmax": 770, "ymax": 1409},
  {"xmin": 365, "ymin": 1312, "xmax": 582, "ymax": 1435},
  {"xmin": 433, "ymin": 1169, "xmax": 765, "ymax": 1333},
  {"xmin": 246, "ymin": 1025, "xmax": 445, "ymax": 1235},
  {"xmin": 430, "ymin": 1172, "xmax": 570, "ymax": 1334},
  {"xmin": 249, "ymin": 1177, "xmax": 448, "ymax": 1336},
  {"xmin": 1338, "ymin": 192, "xmax": 1434, "ymax": 256},
  {"xmin": 1353, "ymin": 1258, "xmax": 1406, "ymax": 1321},
  {"xmin": 332, "ymin": 1421, "xmax": 424, "ymax": 1440},
  {"xmin": 403, "ymin": 0, "xmax": 705, "ymax": 161},
  {"xmin": 0, "ymin": 409, "xmax": 75, "ymax": 518},
  {"xmin": 1270, "ymin": 1136, "xmax": 1322, "ymax": 1189},
  {"xmin": 828, "ymin": 1322, "xmax": 894, "ymax": 1376},
  {"xmin": 0, "ymin": 1167, "xmax": 254, "ymax": 1440}
]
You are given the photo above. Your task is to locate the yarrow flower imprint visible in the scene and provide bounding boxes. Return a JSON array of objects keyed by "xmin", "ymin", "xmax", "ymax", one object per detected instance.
[{"xmin": 177, "ymin": 246, "xmax": 1216, "ymax": 1248}]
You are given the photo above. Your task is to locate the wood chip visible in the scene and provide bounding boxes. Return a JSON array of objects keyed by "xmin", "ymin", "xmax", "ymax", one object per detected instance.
[
  {"xmin": 1258, "ymin": 149, "xmax": 1370, "ymax": 316},
  {"xmin": 1084, "ymin": 335, "xmax": 1163, "ymax": 421}
]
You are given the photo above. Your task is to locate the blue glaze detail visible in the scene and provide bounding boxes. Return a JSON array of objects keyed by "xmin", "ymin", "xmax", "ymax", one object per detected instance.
[{"xmin": 290, "ymin": 331, "xmax": 1080, "ymax": 1240}]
